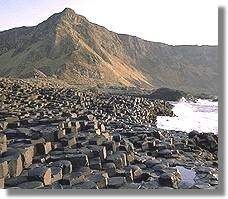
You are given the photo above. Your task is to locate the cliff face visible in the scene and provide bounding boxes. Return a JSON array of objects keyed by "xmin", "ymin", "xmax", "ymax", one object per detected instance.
[
  {"xmin": 119, "ymin": 35, "xmax": 218, "ymax": 94},
  {"xmin": 0, "ymin": 8, "xmax": 218, "ymax": 94}
]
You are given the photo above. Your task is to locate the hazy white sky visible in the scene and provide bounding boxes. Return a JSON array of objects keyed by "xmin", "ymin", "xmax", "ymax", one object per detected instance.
[{"xmin": 0, "ymin": 0, "xmax": 221, "ymax": 45}]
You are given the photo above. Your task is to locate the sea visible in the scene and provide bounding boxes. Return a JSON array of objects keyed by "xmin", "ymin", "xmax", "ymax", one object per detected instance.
[{"xmin": 157, "ymin": 98, "xmax": 218, "ymax": 134}]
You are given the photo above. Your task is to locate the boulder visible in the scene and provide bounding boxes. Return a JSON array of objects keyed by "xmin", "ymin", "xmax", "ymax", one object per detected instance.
[
  {"xmin": 127, "ymin": 165, "xmax": 142, "ymax": 180},
  {"xmin": 89, "ymin": 157, "xmax": 102, "ymax": 170},
  {"xmin": 148, "ymin": 88, "xmax": 190, "ymax": 101},
  {"xmin": 28, "ymin": 166, "xmax": 52, "ymax": 186},
  {"xmin": 66, "ymin": 154, "xmax": 89, "ymax": 170},
  {"xmin": 51, "ymin": 160, "xmax": 72, "ymax": 175},
  {"xmin": 61, "ymin": 167, "xmax": 91, "ymax": 186},
  {"xmin": 104, "ymin": 163, "xmax": 116, "ymax": 177},
  {"xmin": 158, "ymin": 171, "xmax": 181, "ymax": 188},
  {"xmin": 51, "ymin": 166, "xmax": 63, "ymax": 183},
  {"xmin": 157, "ymin": 149, "xmax": 173, "ymax": 158},
  {"xmin": 88, "ymin": 172, "xmax": 108, "ymax": 188},
  {"xmin": 60, "ymin": 134, "xmax": 77, "ymax": 148},
  {"xmin": 87, "ymin": 145, "xmax": 107, "ymax": 161},
  {"xmin": 18, "ymin": 145, "xmax": 34, "ymax": 168},
  {"xmin": 106, "ymin": 152, "xmax": 127, "ymax": 169},
  {"xmin": 4, "ymin": 152, "xmax": 23, "ymax": 177},
  {"xmin": 145, "ymin": 159, "xmax": 161, "ymax": 168},
  {"xmin": 108, "ymin": 177, "xmax": 127, "ymax": 188},
  {"xmin": 35, "ymin": 142, "xmax": 52, "ymax": 155}
]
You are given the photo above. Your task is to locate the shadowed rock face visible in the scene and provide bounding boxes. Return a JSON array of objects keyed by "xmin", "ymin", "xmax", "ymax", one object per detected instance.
[
  {"xmin": 146, "ymin": 87, "xmax": 196, "ymax": 102},
  {"xmin": 0, "ymin": 8, "xmax": 218, "ymax": 94}
]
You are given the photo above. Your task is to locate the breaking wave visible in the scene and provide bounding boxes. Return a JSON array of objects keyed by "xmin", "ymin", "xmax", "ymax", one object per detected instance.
[{"xmin": 157, "ymin": 97, "xmax": 218, "ymax": 133}]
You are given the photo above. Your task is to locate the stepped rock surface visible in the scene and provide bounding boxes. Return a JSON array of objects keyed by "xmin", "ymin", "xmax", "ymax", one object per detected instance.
[
  {"xmin": 0, "ymin": 78, "xmax": 218, "ymax": 189},
  {"xmin": 0, "ymin": 8, "xmax": 218, "ymax": 94}
]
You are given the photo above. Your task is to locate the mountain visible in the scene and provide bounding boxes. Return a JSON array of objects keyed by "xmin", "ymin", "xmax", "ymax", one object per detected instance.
[{"xmin": 0, "ymin": 8, "xmax": 218, "ymax": 94}]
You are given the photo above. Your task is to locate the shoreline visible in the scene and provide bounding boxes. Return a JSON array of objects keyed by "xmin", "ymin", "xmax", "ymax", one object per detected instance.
[
  {"xmin": 157, "ymin": 98, "xmax": 218, "ymax": 134},
  {"xmin": 0, "ymin": 78, "xmax": 218, "ymax": 189}
]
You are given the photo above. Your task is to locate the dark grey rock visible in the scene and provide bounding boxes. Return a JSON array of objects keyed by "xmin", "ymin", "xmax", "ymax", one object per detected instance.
[
  {"xmin": 108, "ymin": 177, "xmax": 127, "ymax": 188},
  {"xmin": 28, "ymin": 166, "xmax": 52, "ymax": 186},
  {"xmin": 17, "ymin": 181, "xmax": 44, "ymax": 189},
  {"xmin": 66, "ymin": 154, "xmax": 89, "ymax": 170},
  {"xmin": 145, "ymin": 159, "xmax": 161, "ymax": 168},
  {"xmin": 51, "ymin": 160, "xmax": 72, "ymax": 175}
]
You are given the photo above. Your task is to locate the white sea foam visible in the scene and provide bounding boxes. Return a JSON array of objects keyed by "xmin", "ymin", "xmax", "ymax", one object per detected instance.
[{"xmin": 157, "ymin": 97, "xmax": 218, "ymax": 133}]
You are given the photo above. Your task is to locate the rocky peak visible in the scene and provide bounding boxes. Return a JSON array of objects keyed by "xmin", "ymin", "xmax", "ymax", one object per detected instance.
[
  {"xmin": 56, "ymin": 7, "xmax": 86, "ymax": 25},
  {"xmin": 61, "ymin": 8, "xmax": 76, "ymax": 15},
  {"xmin": 0, "ymin": 8, "xmax": 218, "ymax": 94}
]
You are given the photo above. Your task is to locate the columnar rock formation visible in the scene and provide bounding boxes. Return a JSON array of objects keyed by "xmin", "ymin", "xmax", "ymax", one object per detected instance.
[{"xmin": 0, "ymin": 78, "xmax": 218, "ymax": 189}]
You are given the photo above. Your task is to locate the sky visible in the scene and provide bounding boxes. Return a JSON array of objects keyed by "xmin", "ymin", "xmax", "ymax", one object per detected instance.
[{"xmin": 0, "ymin": 0, "xmax": 221, "ymax": 45}]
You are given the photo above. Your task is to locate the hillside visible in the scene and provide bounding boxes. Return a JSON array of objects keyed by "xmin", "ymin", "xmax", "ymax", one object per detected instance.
[{"xmin": 0, "ymin": 8, "xmax": 218, "ymax": 94}]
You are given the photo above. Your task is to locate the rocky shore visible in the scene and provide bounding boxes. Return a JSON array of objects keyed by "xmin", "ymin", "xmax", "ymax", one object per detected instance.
[{"xmin": 0, "ymin": 78, "xmax": 218, "ymax": 189}]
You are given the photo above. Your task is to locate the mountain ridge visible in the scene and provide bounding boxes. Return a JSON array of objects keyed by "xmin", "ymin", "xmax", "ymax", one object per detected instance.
[{"xmin": 0, "ymin": 8, "xmax": 218, "ymax": 94}]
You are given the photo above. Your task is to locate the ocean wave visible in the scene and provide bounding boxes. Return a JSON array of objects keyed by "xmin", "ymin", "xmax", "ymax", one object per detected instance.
[{"xmin": 157, "ymin": 98, "xmax": 218, "ymax": 133}]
